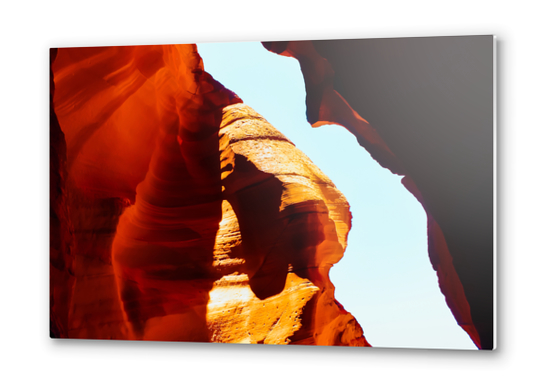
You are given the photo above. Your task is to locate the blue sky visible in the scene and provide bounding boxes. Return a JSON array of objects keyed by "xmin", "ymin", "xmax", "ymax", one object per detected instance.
[{"xmin": 198, "ymin": 41, "xmax": 476, "ymax": 350}]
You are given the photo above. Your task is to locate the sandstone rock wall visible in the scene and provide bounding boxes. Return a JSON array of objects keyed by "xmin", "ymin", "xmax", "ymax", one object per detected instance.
[
  {"xmin": 50, "ymin": 44, "xmax": 369, "ymax": 346},
  {"xmin": 264, "ymin": 37, "xmax": 494, "ymax": 349}
]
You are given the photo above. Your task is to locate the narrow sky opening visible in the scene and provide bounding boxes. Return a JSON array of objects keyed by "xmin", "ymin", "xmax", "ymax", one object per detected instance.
[{"xmin": 198, "ymin": 41, "xmax": 476, "ymax": 349}]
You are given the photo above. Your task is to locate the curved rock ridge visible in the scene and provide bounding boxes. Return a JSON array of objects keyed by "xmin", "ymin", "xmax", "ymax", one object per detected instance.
[
  {"xmin": 214, "ymin": 104, "xmax": 367, "ymax": 346},
  {"xmin": 263, "ymin": 37, "xmax": 494, "ymax": 349},
  {"xmin": 50, "ymin": 44, "xmax": 369, "ymax": 346},
  {"xmin": 52, "ymin": 44, "xmax": 240, "ymax": 201},
  {"xmin": 111, "ymin": 102, "xmax": 369, "ymax": 345}
]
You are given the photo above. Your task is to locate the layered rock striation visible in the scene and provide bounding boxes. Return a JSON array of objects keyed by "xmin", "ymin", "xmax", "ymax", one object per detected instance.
[{"xmin": 50, "ymin": 44, "xmax": 369, "ymax": 346}]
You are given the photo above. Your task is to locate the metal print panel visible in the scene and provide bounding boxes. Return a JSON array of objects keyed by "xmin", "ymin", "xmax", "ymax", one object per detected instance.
[{"xmin": 50, "ymin": 35, "xmax": 495, "ymax": 350}]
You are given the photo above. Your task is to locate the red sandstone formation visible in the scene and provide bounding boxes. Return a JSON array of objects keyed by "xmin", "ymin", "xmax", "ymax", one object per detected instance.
[
  {"xmin": 50, "ymin": 48, "xmax": 76, "ymax": 337},
  {"xmin": 50, "ymin": 44, "xmax": 369, "ymax": 346},
  {"xmin": 264, "ymin": 37, "xmax": 494, "ymax": 349}
]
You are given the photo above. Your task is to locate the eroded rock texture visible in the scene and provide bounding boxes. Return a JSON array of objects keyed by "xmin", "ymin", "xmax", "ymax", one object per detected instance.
[
  {"xmin": 50, "ymin": 44, "xmax": 369, "ymax": 346},
  {"xmin": 264, "ymin": 37, "xmax": 494, "ymax": 349},
  {"xmin": 50, "ymin": 48, "xmax": 76, "ymax": 338}
]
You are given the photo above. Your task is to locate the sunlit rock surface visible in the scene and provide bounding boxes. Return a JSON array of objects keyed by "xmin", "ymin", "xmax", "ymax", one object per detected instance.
[
  {"xmin": 264, "ymin": 37, "xmax": 494, "ymax": 349},
  {"xmin": 50, "ymin": 45, "xmax": 369, "ymax": 346}
]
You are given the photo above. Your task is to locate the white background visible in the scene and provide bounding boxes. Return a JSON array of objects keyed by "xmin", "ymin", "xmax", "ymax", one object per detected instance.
[{"xmin": 1, "ymin": 0, "xmax": 540, "ymax": 382}]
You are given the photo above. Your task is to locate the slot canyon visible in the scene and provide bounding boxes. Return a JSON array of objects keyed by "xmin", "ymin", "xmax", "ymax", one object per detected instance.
[{"xmin": 50, "ymin": 37, "xmax": 493, "ymax": 349}]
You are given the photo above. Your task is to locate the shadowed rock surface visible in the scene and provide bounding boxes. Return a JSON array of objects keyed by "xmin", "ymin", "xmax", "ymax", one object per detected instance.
[
  {"xmin": 50, "ymin": 44, "xmax": 369, "ymax": 346},
  {"xmin": 264, "ymin": 36, "xmax": 494, "ymax": 349}
]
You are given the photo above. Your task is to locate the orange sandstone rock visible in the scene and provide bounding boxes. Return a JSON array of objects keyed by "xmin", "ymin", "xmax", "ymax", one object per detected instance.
[{"xmin": 50, "ymin": 44, "xmax": 369, "ymax": 346}]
